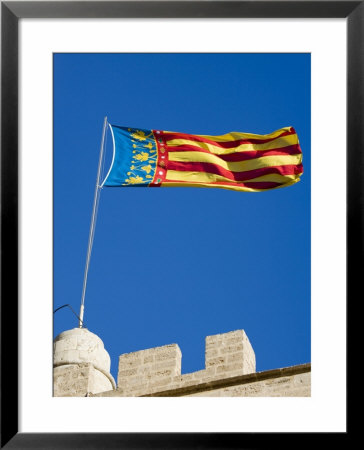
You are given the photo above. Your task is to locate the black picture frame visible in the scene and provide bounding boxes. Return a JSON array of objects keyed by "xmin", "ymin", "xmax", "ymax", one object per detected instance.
[{"xmin": 1, "ymin": 1, "xmax": 357, "ymax": 448}]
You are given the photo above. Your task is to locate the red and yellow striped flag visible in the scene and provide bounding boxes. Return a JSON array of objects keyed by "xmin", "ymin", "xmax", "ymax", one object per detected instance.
[{"xmin": 102, "ymin": 125, "xmax": 303, "ymax": 192}]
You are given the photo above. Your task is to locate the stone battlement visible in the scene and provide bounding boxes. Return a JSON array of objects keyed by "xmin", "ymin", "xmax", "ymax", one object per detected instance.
[
  {"xmin": 116, "ymin": 329, "xmax": 255, "ymax": 396},
  {"xmin": 53, "ymin": 328, "xmax": 310, "ymax": 397}
]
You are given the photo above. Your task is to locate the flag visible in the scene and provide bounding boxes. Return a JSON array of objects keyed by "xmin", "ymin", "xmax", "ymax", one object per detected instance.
[{"xmin": 102, "ymin": 125, "xmax": 303, "ymax": 192}]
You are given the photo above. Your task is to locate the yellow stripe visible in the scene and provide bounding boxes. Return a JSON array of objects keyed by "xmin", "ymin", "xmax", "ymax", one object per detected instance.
[
  {"xmin": 238, "ymin": 173, "xmax": 298, "ymax": 183},
  {"xmin": 162, "ymin": 182, "xmax": 262, "ymax": 192},
  {"xmin": 165, "ymin": 169, "xmax": 301, "ymax": 185},
  {"xmin": 196, "ymin": 127, "xmax": 293, "ymax": 142},
  {"xmin": 169, "ymin": 152, "xmax": 302, "ymax": 172},
  {"xmin": 163, "ymin": 127, "xmax": 293, "ymax": 142},
  {"xmin": 161, "ymin": 178, "xmax": 300, "ymax": 192},
  {"xmin": 165, "ymin": 133, "xmax": 299, "ymax": 155}
]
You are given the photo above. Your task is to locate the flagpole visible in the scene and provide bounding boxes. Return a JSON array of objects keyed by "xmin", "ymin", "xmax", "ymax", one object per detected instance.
[{"xmin": 78, "ymin": 116, "xmax": 108, "ymax": 328}]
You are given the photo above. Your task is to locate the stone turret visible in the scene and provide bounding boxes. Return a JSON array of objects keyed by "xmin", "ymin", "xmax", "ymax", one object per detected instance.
[{"xmin": 53, "ymin": 327, "xmax": 116, "ymax": 397}]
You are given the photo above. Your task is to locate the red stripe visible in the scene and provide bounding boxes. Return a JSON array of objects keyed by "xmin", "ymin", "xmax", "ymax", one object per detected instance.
[
  {"xmin": 167, "ymin": 143, "xmax": 302, "ymax": 161},
  {"xmin": 162, "ymin": 128, "xmax": 296, "ymax": 149},
  {"xmin": 166, "ymin": 160, "xmax": 303, "ymax": 183}
]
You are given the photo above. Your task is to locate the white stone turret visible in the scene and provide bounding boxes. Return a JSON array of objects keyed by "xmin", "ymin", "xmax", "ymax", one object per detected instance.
[{"xmin": 53, "ymin": 327, "xmax": 116, "ymax": 397}]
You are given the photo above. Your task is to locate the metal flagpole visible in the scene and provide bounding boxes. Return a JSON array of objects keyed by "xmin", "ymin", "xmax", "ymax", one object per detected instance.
[{"xmin": 78, "ymin": 116, "xmax": 108, "ymax": 328}]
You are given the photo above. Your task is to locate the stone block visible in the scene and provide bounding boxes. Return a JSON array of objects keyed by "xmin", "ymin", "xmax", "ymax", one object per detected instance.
[
  {"xmin": 227, "ymin": 352, "xmax": 245, "ymax": 363},
  {"xmin": 119, "ymin": 358, "xmax": 142, "ymax": 370},
  {"xmin": 143, "ymin": 355, "xmax": 154, "ymax": 364},
  {"xmin": 205, "ymin": 356, "xmax": 226, "ymax": 367},
  {"xmin": 216, "ymin": 363, "xmax": 244, "ymax": 374},
  {"xmin": 219, "ymin": 344, "xmax": 244, "ymax": 354}
]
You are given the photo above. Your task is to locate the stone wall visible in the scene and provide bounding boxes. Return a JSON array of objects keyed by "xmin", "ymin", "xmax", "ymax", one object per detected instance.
[
  {"xmin": 95, "ymin": 363, "xmax": 310, "ymax": 397},
  {"xmin": 181, "ymin": 367, "xmax": 310, "ymax": 397}
]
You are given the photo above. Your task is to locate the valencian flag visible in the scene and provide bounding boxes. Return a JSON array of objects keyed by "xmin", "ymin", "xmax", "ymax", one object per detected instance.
[{"xmin": 102, "ymin": 125, "xmax": 303, "ymax": 192}]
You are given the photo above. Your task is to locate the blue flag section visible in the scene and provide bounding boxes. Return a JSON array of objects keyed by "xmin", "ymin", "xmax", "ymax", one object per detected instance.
[{"xmin": 102, "ymin": 125, "xmax": 158, "ymax": 187}]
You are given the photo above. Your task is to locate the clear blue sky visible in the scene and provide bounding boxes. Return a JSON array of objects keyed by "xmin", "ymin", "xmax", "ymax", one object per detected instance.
[{"xmin": 53, "ymin": 53, "xmax": 311, "ymax": 383}]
